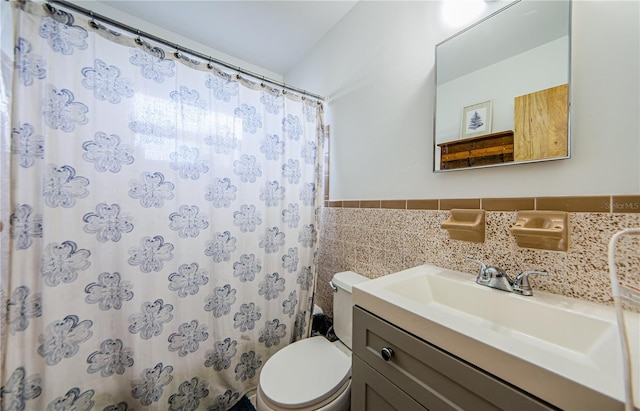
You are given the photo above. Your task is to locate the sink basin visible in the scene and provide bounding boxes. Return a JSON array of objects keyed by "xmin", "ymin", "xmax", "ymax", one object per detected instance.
[
  {"xmin": 384, "ymin": 268, "xmax": 611, "ymax": 354},
  {"xmin": 352, "ymin": 263, "xmax": 640, "ymax": 410}
]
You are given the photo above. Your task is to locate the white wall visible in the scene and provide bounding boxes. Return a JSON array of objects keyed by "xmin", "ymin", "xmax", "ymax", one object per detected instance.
[
  {"xmin": 285, "ymin": 1, "xmax": 640, "ymax": 200},
  {"xmin": 435, "ymin": 37, "xmax": 568, "ymax": 144}
]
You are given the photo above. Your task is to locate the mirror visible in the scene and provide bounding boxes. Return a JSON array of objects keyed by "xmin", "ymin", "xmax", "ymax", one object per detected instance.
[{"xmin": 434, "ymin": 0, "xmax": 571, "ymax": 171}]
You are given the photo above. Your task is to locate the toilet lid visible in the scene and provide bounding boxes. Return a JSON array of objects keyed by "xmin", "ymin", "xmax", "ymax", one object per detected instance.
[{"xmin": 259, "ymin": 336, "xmax": 351, "ymax": 408}]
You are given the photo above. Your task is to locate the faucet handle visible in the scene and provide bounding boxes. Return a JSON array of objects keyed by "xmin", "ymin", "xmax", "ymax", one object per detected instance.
[
  {"xmin": 467, "ymin": 257, "xmax": 490, "ymax": 283},
  {"xmin": 466, "ymin": 257, "xmax": 486, "ymax": 271},
  {"xmin": 514, "ymin": 270, "xmax": 548, "ymax": 296},
  {"xmin": 467, "ymin": 257, "xmax": 487, "ymax": 274}
]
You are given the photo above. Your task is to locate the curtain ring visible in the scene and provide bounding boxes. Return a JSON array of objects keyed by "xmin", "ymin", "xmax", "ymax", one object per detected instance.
[
  {"xmin": 207, "ymin": 58, "xmax": 214, "ymax": 70},
  {"xmin": 135, "ymin": 30, "xmax": 143, "ymax": 45},
  {"xmin": 260, "ymin": 76, "xmax": 266, "ymax": 88},
  {"xmin": 89, "ymin": 12, "xmax": 99, "ymax": 29},
  {"xmin": 43, "ymin": 2, "xmax": 55, "ymax": 14},
  {"xmin": 174, "ymin": 45, "xmax": 182, "ymax": 59}
]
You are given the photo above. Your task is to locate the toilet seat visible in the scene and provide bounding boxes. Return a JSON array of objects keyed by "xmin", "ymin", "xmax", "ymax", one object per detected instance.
[
  {"xmin": 258, "ymin": 336, "xmax": 351, "ymax": 409},
  {"xmin": 257, "ymin": 379, "xmax": 350, "ymax": 411}
]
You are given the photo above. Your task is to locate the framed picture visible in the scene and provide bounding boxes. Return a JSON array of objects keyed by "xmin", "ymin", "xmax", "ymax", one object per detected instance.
[{"xmin": 461, "ymin": 100, "xmax": 492, "ymax": 139}]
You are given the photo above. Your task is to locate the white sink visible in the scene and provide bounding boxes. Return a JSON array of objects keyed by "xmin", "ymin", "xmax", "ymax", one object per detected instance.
[
  {"xmin": 383, "ymin": 267, "xmax": 612, "ymax": 354},
  {"xmin": 353, "ymin": 263, "xmax": 640, "ymax": 410}
]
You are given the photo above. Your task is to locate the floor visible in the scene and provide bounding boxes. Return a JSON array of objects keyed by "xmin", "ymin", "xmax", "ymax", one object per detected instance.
[{"xmin": 230, "ymin": 394, "xmax": 257, "ymax": 411}]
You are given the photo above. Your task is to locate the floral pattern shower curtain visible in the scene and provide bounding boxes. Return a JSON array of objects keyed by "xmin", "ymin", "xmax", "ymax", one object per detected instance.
[{"xmin": 1, "ymin": 2, "xmax": 323, "ymax": 410}]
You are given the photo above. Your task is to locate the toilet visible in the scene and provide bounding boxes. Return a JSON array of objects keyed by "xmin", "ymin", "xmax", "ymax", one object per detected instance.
[{"xmin": 256, "ymin": 271, "xmax": 369, "ymax": 410}]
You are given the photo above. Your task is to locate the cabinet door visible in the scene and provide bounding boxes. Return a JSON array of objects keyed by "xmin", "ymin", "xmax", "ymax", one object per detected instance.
[
  {"xmin": 353, "ymin": 306, "xmax": 559, "ymax": 411},
  {"xmin": 352, "ymin": 355, "xmax": 427, "ymax": 411}
]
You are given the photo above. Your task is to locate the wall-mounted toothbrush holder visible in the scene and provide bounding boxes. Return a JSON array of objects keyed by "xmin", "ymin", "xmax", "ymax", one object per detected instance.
[
  {"xmin": 510, "ymin": 210, "xmax": 568, "ymax": 251},
  {"xmin": 441, "ymin": 209, "xmax": 485, "ymax": 243}
]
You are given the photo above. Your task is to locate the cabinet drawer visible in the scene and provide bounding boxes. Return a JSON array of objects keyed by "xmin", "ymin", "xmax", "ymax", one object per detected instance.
[
  {"xmin": 353, "ymin": 306, "xmax": 558, "ymax": 411},
  {"xmin": 352, "ymin": 355, "xmax": 427, "ymax": 411}
]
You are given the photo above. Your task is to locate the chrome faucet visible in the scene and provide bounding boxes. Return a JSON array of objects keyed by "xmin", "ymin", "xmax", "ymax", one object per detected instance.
[
  {"xmin": 513, "ymin": 270, "xmax": 549, "ymax": 296},
  {"xmin": 466, "ymin": 258, "xmax": 547, "ymax": 296}
]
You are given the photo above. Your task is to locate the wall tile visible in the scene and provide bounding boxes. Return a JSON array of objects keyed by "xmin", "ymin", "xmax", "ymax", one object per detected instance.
[
  {"xmin": 360, "ymin": 200, "xmax": 381, "ymax": 208},
  {"xmin": 440, "ymin": 198, "xmax": 481, "ymax": 210},
  {"xmin": 612, "ymin": 195, "xmax": 640, "ymax": 213},
  {"xmin": 381, "ymin": 200, "xmax": 407, "ymax": 209},
  {"xmin": 407, "ymin": 199, "xmax": 439, "ymax": 210},
  {"xmin": 536, "ymin": 196, "xmax": 610, "ymax": 212},
  {"xmin": 482, "ymin": 197, "xmax": 535, "ymax": 211},
  {"xmin": 315, "ymin": 206, "xmax": 640, "ymax": 317}
]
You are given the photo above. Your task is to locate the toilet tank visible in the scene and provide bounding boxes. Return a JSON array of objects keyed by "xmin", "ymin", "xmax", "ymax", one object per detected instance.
[{"xmin": 331, "ymin": 271, "xmax": 369, "ymax": 350}]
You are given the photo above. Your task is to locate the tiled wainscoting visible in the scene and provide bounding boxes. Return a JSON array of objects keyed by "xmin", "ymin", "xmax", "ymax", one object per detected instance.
[{"xmin": 315, "ymin": 195, "xmax": 640, "ymax": 317}]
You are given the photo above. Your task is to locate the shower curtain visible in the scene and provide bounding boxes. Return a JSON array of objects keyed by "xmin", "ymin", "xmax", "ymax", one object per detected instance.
[{"xmin": 0, "ymin": 2, "xmax": 323, "ymax": 410}]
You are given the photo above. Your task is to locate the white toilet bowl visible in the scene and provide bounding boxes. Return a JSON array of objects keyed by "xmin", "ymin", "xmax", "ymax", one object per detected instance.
[
  {"xmin": 256, "ymin": 336, "xmax": 351, "ymax": 410},
  {"xmin": 256, "ymin": 271, "xmax": 369, "ymax": 411}
]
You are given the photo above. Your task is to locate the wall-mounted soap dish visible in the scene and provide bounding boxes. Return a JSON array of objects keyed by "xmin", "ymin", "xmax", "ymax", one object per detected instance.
[
  {"xmin": 510, "ymin": 210, "xmax": 568, "ymax": 251},
  {"xmin": 441, "ymin": 209, "xmax": 485, "ymax": 243}
]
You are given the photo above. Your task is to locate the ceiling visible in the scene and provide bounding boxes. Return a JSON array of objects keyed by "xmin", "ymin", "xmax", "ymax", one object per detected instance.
[{"xmin": 94, "ymin": 1, "xmax": 359, "ymax": 75}]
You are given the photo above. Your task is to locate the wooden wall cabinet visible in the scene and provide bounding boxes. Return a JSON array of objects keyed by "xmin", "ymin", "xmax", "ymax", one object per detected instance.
[
  {"xmin": 351, "ymin": 306, "xmax": 558, "ymax": 411},
  {"xmin": 437, "ymin": 131, "xmax": 514, "ymax": 170}
]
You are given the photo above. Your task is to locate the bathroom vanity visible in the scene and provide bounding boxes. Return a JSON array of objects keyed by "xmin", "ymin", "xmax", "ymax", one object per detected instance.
[
  {"xmin": 352, "ymin": 306, "xmax": 556, "ymax": 410},
  {"xmin": 351, "ymin": 264, "xmax": 640, "ymax": 411}
]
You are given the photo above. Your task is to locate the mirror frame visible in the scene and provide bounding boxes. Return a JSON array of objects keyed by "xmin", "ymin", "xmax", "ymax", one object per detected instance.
[{"xmin": 433, "ymin": 0, "xmax": 572, "ymax": 173}]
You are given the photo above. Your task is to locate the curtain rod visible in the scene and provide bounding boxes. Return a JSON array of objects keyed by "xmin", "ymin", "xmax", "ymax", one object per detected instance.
[{"xmin": 44, "ymin": 0, "xmax": 325, "ymax": 102}]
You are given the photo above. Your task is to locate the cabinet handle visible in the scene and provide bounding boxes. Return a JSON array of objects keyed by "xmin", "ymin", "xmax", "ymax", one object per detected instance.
[{"xmin": 380, "ymin": 347, "xmax": 394, "ymax": 361}]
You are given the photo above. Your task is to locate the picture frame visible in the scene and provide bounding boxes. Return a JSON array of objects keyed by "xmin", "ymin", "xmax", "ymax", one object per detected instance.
[{"xmin": 460, "ymin": 100, "xmax": 492, "ymax": 139}]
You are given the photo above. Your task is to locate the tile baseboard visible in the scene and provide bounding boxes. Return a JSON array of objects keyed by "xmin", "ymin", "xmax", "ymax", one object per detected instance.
[{"xmin": 325, "ymin": 195, "xmax": 640, "ymax": 214}]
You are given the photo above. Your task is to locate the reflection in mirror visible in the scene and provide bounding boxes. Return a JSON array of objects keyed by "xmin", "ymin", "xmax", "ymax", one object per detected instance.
[{"xmin": 434, "ymin": 0, "xmax": 571, "ymax": 171}]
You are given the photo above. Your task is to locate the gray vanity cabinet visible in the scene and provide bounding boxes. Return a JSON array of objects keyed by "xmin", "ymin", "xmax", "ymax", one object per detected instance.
[{"xmin": 351, "ymin": 306, "xmax": 559, "ymax": 411}]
